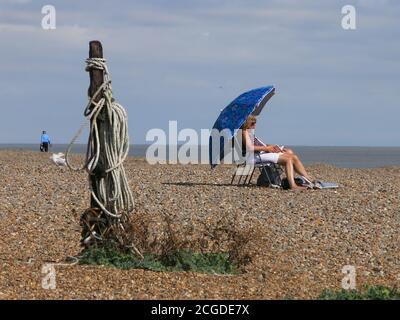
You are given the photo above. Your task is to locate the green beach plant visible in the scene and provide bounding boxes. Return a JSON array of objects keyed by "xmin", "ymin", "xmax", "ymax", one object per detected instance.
[
  {"xmin": 318, "ymin": 285, "xmax": 400, "ymax": 300},
  {"xmin": 79, "ymin": 241, "xmax": 237, "ymax": 274}
]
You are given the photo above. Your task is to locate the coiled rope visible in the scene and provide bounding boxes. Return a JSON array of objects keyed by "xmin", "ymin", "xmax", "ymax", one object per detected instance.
[{"xmin": 66, "ymin": 57, "xmax": 134, "ymax": 221}]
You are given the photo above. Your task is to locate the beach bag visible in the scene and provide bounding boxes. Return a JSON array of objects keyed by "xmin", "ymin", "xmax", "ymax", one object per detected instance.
[
  {"xmin": 256, "ymin": 165, "xmax": 282, "ymax": 187},
  {"xmin": 281, "ymin": 177, "xmax": 306, "ymax": 190}
]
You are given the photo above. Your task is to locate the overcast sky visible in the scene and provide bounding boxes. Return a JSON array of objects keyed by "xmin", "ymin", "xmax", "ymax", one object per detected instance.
[{"xmin": 1, "ymin": 0, "xmax": 399, "ymax": 146}]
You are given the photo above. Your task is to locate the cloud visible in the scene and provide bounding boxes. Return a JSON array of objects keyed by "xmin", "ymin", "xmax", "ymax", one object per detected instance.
[
  {"xmin": 357, "ymin": 0, "xmax": 389, "ymax": 7},
  {"xmin": 3, "ymin": 0, "xmax": 32, "ymax": 3},
  {"xmin": 0, "ymin": 0, "xmax": 399, "ymax": 145}
]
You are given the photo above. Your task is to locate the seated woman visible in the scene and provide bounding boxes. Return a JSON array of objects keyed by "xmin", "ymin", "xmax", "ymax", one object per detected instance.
[{"xmin": 241, "ymin": 115, "xmax": 313, "ymax": 190}]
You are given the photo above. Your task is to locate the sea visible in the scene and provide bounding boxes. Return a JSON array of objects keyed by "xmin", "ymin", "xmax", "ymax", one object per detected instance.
[{"xmin": 1, "ymin": 144, "xmax": 400, "ymax": 168}]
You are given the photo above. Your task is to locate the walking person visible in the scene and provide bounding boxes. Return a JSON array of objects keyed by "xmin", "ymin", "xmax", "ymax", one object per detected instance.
[{"xmin": 40, "ymin": 131, "xmax": 51, "ymax": 152}]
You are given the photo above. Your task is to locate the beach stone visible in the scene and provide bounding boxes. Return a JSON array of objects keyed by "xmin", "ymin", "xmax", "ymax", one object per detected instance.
[{"xmin": 0, "ymin": 150, "xmax": 399, "ymax": 299}]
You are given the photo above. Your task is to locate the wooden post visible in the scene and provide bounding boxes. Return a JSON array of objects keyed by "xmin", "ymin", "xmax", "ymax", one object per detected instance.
[
  {"xmin": 88, "ymin": 41, "xmax": 103, "ymax": 100},
  {"xmin": 87, "ymin": 40, "xmax": 104, "ymax": 208}
]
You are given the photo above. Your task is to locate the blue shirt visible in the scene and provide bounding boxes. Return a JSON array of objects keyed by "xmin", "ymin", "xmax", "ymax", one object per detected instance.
[{"xmin": 41, "ymin": 134, "xmax": 50, "ymax": 144}]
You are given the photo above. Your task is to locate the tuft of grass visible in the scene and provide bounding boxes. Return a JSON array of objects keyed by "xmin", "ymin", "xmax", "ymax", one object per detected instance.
[
  {"xmin": 318, "ymin": 285, "xmax": 400, "ymax": 300},
  {"xmin": 79, "ymin": 242, "xmax": 237, "ymax": 274}
]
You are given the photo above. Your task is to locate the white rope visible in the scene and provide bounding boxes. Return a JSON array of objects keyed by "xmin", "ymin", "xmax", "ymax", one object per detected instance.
[{"xmin": 66, "ymin": 57, "xmax": 134, "ymax": 220}]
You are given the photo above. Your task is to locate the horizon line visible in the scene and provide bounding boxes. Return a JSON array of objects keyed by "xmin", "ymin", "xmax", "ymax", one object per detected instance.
[{"xmin": 1, "ymin": 143, "xmax": 400, "ymax": 148}]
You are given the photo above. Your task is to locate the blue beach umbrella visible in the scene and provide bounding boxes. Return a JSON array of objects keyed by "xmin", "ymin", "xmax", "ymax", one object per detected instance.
[{"xmin": 209, "ymin": 86, "xmax": 275, "ymax": 168}]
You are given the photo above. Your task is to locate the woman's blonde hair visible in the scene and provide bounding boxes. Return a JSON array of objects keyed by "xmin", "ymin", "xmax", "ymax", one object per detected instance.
[{"xmin": 241, "ymin": 115, "xmax": 257, "ymax": 130}]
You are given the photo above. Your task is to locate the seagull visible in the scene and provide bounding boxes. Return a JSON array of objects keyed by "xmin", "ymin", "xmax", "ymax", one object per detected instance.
[{"xmin": 50, "ymin": 152, "xmax": 67, "ymax": 166}]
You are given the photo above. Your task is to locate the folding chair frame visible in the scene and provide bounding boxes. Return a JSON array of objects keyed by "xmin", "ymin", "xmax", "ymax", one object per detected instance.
[{"xmin": 230, "ymin": 153, "xmax": 283, "ymax": 187}]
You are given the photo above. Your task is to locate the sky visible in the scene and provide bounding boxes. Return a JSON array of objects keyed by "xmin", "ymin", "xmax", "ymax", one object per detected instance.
[{"xmin": 0, "ymin": 0, "xmax": 399, "ymax": 146}]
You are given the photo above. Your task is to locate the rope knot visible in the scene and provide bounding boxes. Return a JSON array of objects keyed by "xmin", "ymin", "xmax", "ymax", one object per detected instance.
[{"xmin": 85, "ymin": 58, "xmax": 107, "ymax": 72}]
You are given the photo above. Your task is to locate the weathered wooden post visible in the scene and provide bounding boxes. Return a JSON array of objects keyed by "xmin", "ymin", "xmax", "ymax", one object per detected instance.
[
  {"xmin": 79, "ymin": 40, "xmax": 107, "ymax": 246},
  {"xmin": 87, "ymin": 40, "xmax": 104, "ymax": 209},
  {"xmin": 79, "ymin": 40, "xmax": 135, "ymax": 250}
]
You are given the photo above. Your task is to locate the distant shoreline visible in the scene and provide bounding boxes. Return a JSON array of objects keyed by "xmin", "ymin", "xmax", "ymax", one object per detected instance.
[
  {"xmin": 1, "ymin": 143, "xmax": 400, "ymax": 148},
  {"xmin": 1, "ymin": 145, "xmax": 400, "ymax": 168}
]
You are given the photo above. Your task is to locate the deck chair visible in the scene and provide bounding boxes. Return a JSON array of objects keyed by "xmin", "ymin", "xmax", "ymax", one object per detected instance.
[{"xmin": 230, "ymin": 136, "xmax": 283, "ymax": 187}]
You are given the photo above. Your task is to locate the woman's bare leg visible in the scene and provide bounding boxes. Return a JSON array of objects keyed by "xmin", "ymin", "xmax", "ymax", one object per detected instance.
[
  {"xmin": 283, "ymin": 148, "xmax": 314, "ymax": 181},
  {"xmin": 283, "ymin": 149, "xmax": 311, "ymax": 179},
  {"xmin": 278, "ymin": 154, "xmax": 303, "ymax": 189},
  {"xmin": 292, "ymin": 155, "xmax": 313, "ymax": 181}
]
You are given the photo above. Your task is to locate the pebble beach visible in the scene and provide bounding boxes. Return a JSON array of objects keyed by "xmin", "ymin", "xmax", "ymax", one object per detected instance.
[{"xmin": 0, "ymin": 150, "xmax": 399, "ymax": 299}]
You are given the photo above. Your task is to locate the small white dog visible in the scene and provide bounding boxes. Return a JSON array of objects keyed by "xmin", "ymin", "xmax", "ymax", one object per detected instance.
[{"xmin": 50, "ymin": 152, "xmax": 67, "ymax": 166}]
